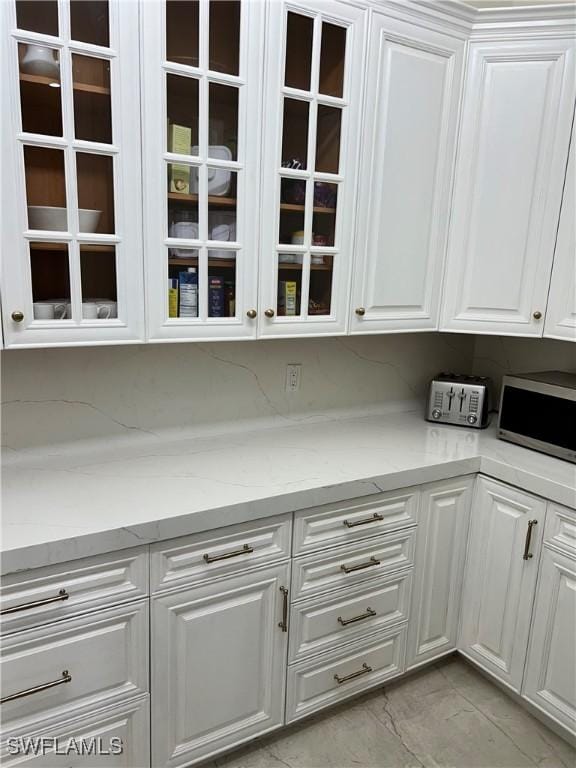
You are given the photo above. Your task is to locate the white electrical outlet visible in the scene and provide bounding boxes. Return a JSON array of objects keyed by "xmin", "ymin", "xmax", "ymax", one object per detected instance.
[{"xmin": 285, "ymin": 364, "xmax": 302, "ymax": 393}]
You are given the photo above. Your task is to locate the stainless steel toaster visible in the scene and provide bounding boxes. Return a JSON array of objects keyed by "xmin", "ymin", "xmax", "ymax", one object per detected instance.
[{"xmin": 426, "ymin": 373, "xmax": 492, "ymax": 428}]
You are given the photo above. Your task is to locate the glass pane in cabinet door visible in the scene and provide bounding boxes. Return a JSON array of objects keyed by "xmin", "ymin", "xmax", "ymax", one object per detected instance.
[
  {"xmin": 319, "ymin": 24, "xmax": 346, "ymax": 98},
  {"xmin": 209, "ymin": 1, "xmax": 240, "ymax": 76},
  {"xmin": 285, "ymin": 13, "xmax": 313, "ymax": 92},
  {"xmin": 166, "ymin": 1, "xmax": 199, "ymax": 68},
  {"xmin": 24, "ymin": 146, "xmax": 67, "ymax": 231},
  {"xmin": 208, "ymin": 84, "xmax": 238, "ymax": 161},
  {"xmin": 16, "ymin": 1, "xmax": 58, "ymax": 36},
  {"xmin": 76, "ymin": 153, "xmax": 114, "ymax": 234},
  {"xmin": 168, "ymin": 248, "xmax": 199, "ymax": 318},
  {"xmin": 282, "ymin": 99, "xmax": 309, "ymax": 170},
  {"xmin": 208, "ymin": 251, "xmax": 236, "ymax": 317},
  {"xmin": 309, "ymin": 254, "xmax": 333, "ymax": 316},
  {"xmin": 167, "ymin": 74, "xmax": 199, "ymax": 155},
  {"xmin": 30, "ymin": 242, "xmax": 70, "ymax": 319},
  {"xmin": 70, "ymin": 1, "xmax": 109, "ymax": 47},
  {"xmin": 167, "ymin": 163, "xmax": 199, "ymax": 239},
  {"xmin": 208, "ymin": 170, "xmax": 236, "ymax": 241},
  {"xmin": 19, "ymin": 44, "xmax": 62, "ymax": 136},
  {"xmin": 313, "ymin": 182, "xmax": 337, "ymax": 247},
  {"xmin": 279, "ymin": 179, "xmax": 305, "ymax": 245},
  {"xmin": 316, "ymin": 106, "xmax": 341, "ymax": 174},
  {"xmin": 277, "ymin": 258, "xmax": 302, "ymax": 316},
  {"xmin": 80, "ymin": 245, "xmax": 117, "ymax": 319},
  {"xmin": 72, "ymin": 55, "xmax": 112, "ymax": 144}
]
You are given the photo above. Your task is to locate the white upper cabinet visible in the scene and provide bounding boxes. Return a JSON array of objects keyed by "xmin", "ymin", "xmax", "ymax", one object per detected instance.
[
  {"xmin": 441, "ymin": 38, "xmax": 576, "ymax": 337},
  {"xmin": 545, "ymin": 122, "xmax": 576, "ymax": 341},
  {"xmin": 1, "ymin": 0, "xmax": 144, "ymax": 348},
  {"xmin": 351, "ymin": 13, "xmax": 464, "ymax": 334},
  {"xmin": 258, "ymin": 0, "xmax": 367, "ymax": 337},
  {"xmin": 142, "ymin": 0, "xmax": 263, "ymax": 342}
]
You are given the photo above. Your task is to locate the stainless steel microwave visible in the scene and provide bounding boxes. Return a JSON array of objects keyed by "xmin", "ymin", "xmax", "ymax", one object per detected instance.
[{"xmin": 498, "ymin": 371, "xmax": 576, "ymax": 463}]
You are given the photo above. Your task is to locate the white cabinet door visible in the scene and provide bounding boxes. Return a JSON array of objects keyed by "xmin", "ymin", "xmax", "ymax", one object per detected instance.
[
  {"xmin": 350, "ymin": 14, "xmax": 464, "ymax": 333},
  {"xmin": 459, "ymin": 477, "xmax": 545, "ymax": 691},
  {"xmin": 441, "ymin": 38, "xmax": 576, "ymax": 337},
  {"xmin": 142, "ymin": 0, "xmax": 263, "ymax": 341},
  {"xmin": 1, "ymin": 0, "xmax": 144, "ymax": 348},
  {"xmin": 151, "ymin": 563, "xmax": 290, "ymax": 768},
  {"xmin": 407, "ymin": 477, "xmax": 473, "ymax": 670},
  {"xmin": 545, "ymin": 123, "xmax": 576, "ymax": 341},
  {"xmin": 523, "ymin": 544, "xmax": 576, "ymax": 735},
  {"xmin": 258, "ymin": 0, "xmax": 367, "ymax": 337}
]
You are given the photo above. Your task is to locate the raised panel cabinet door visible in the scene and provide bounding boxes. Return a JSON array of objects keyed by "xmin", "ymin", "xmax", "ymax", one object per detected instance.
[
  {"xmin": 351, "ymin": 14, "xmax": 464, "ymax": 333},
  {"xmin": 545, "ymin": 122, "xmax": 576, "ymax": 341},
  {"xmin": 459, "ymin": 477, "xmax": 545, "ymax": 691},
  {"xmin": 258, "ymin": 0, "xmax": 367, "ymax": 337},
  {"xmin": 151, "ymin": 563, "xmax": 290, "ymax": 768},
  {"xmin": 1, "ymin": 0, "xmax": 144, "ymax": 348},
  {"xmin": 406, "ymin": 477, "xmax": 473, "ymax": 670},
  {"xmin": 441, "ymin": 38, "xmax": 576, "ymax": 336},
  {"xmin": 523, "ymin": 545, "xmax": 576, "ymax": 735}
]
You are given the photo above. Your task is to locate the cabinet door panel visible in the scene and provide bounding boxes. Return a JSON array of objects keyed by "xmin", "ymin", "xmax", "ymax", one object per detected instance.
[
  {"xmin": 441, "ymin": 39, "xmax": 575, "ymax": 336},
  {"xmin": 151, "ymin": 563, "xmax": 289, "ymax": 768},
  {"xmin": 459, "ymin": 477, "xmax": 545, "ymax": 691},
  {"xmin": 523, "ymin": 545, "xmax": 576, "ymax": 734},
  {"xmin": 351, "ymin": 16, "xmax": 463, "ymax": 333}
]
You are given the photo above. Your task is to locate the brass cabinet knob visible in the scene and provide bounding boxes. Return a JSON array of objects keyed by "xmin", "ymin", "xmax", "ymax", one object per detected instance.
[
  {"xmin": 11, "ymin": 310, "xmax": 24, "ymax": 323},
  {"xmin": 355, "ymin": 307, "xmax": 366, "ymax": 316},
  {"xmin": 533, "ymin": 311, "xmax": 542, "ymax": 320},
  {"xmin": 246, "ymin": 309, "xmax": 257, "ymax": 319},
  {"xmin": 264, "ymin": 308, "xmax": 275, "ymax": 318}
]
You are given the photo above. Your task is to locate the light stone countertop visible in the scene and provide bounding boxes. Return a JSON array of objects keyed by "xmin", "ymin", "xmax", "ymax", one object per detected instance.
[{"xmin": 2, "ymin": 409, "xmax": 575, "ymax": 574}]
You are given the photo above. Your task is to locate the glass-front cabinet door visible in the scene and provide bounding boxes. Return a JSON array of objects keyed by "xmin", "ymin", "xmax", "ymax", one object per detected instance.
[
  {"xmin": 142, "ymin": 0, "xmax": 263, "ymax": 341},
  {"xmin": 258, "ymin": 0, "xmax": 366, "ymax": 337},
  {"xmin": 1, "ymin": 0, "xmax": 144, "ymax": 347}
]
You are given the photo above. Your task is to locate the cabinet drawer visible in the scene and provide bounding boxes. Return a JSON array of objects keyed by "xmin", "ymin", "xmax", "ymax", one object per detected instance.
[
  {"xmin": 289, "ymin": 569, "xmax": 412, "ymax": 662},
  {"xmin": 1, "ymin": 549, "xmax": 148, "ymax": 635},
  {"xmin": 286, "ymin": 625, "xmax": 406, "ymax": 723},
  {"xmin": 150, "ymin": 514, "xmax": 291, "ymax": 593},
  {"xmin": 1, "ymin": 601, "xmax": 148, "ymax": 731},
  {"xmin": 544, "ymin": 504, "xmax": 576, "ymax": 558},
  {"xmin": 293, "ymin": 490, "xmax": 418, "ymax": 556},
  {"xmin": 291, "ymin": 528, "xmax": 415, "ymax": 602}
]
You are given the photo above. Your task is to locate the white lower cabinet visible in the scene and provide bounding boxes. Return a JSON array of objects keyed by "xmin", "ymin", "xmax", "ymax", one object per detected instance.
[
  {"xmin": 151, "ymin": 563, "xmax": 290, "ymax": 768},
  {"xmin": 459, "ymin": 477, "xmax": 546, "ymax": 691},
  {"xmin": 407, "ymin": 477, "xmax": 473, "ymax": 669}
]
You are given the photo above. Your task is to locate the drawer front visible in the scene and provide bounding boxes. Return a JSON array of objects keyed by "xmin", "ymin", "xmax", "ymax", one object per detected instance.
[
  {"xmin": 1, "ymin": 549, "xmax": 149, "ymax": 635},
  {"xmin": 1, "ymin": 695, "xmax": 150, "ymax": 767},
  {"xmin": 286, "ymin": 625, "xmax": 406, "ymax": 723},
  {"xmin": 1, "ymin": 601, "xmax": 148, "ymax": 731},
  {"xmin": 291, "ymin": 528, "xmax": 415, "ymax": 602},
  {"xmin": 293, "ymin": 490, "xmax": 418, "ymax": 556},
  {"xmin": 544, "ymin": 503, "xmax": 576, "ymax": 558},
  {"xmin": 150, "ymin": 514, "xmax": 291, "ymax": 593},
  {"xmin": 289, "ymin": 569, "xmax": 412, "ymax": 662}
]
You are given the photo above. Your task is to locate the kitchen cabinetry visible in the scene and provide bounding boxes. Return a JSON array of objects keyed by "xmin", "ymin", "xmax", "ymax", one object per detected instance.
[
  {"xmin": 351, "ymin": 13, "xmax": 464, "ymax": 334},
  {"xmin": 258, "ymin": 0, "xmax": 366, "ymax": 337},
  {"xmin": 459, "ymin": 477, "xmax": 545, "ymax": 692},
  {"xmin": 544, "ymin": 123, "xmax": 576, "ymax": 341},
  {"xmin": 0, "ymin": 0, "xmax": 144, "ymax": 347},
  {"xmin": 440, "ymin": 38, "xmax": 576, "ymax": 337}
]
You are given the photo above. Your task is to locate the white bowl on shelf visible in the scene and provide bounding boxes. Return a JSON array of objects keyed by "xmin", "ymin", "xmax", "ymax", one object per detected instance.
[
  {"xmin": 27, "ymin": 206, "xmax": 102, "ymax": 232},
  {"xmin": 79, "ymin": 209, "xmax": 102, "ymax": 233}
]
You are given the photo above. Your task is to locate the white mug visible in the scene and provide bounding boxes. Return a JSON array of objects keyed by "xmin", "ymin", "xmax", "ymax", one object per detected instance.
[{"xmin": 33, "ymin": 301, "xmax": 66, "ymax": 320}]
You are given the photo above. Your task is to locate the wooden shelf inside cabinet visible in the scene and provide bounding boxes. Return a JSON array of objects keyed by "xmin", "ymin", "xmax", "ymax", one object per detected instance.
[
  {"xmin": 19, "ymin": 73, "xmax": 110, "ymax": 95},
  {"xmin": 278, "ymin": 262, "xmax": 333, "ymax": 271},
  {"xmin": 280, "ymin": 203, "xmax": 336, "ymax": 215},
  {"xmin": 169, "ymin": 258, "xmax": 236, "ymax": 268},
  {"xmin": 168, "ymin": 193, "xmax": 237, "ymax": 208},
  {"xmin": 29, "ymin": 242, "xmax": 115, "ymax": 252}
]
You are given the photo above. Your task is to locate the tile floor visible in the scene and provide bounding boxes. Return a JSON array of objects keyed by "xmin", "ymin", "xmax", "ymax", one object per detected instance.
[{"xmin": 210, "ymin": 656, "xmax": 575, "ymax": 768}]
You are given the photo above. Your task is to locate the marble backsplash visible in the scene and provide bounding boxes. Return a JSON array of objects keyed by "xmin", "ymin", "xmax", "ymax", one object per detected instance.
[{"xmin": 1, "ymin": 334, "xmax": 474, "ymax": 450}]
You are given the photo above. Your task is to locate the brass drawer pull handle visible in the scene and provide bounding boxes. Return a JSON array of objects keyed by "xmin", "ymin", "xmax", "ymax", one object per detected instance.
[
  {"xmin": 343, "ymin": 513, "xmax": 383, "ymax": 529},
  {"xmin": 337, "ymin": 607, "xmax": 376, "ymax": 626},
  {"xmin": 1, "ymin": 670, "xmax": 71, "ymax": 704},
  {"xmin": 523, "ymin": 520, "xmax": 538, "ymax": 560},
  {"xmin": 203, "ymin": 544, "xmax": 254, "ymax": 563},
  {"xmin": 340, "ymin": 557, "xmax": 380, "ymax": 574},
  {"xmin": 279, "ymin": 586, "xmax": 289, "ymax": 632},
  {"xmin": 334, "ymin": 662, "xmax": 372, "ymax": 685},
  {"xmin": 1, "ymin": 589, "xmax": 69, "ymax": 616}
]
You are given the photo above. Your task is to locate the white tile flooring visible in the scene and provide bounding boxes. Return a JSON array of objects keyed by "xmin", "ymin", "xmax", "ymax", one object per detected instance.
[{"xmin": 210, "ymin": 657, "xmax": 575, "ymax": 768}]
